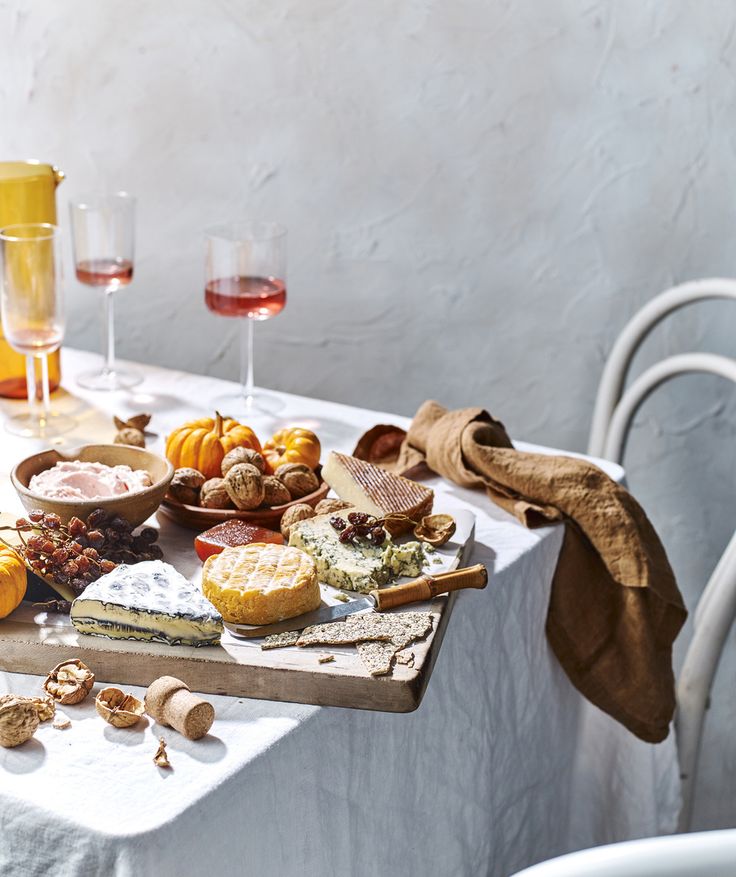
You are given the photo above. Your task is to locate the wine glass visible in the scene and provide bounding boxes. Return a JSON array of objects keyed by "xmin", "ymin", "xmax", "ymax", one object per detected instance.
[
  {"xmin": 0, "ymin": 223, "xmax": 75, "ymax": 437},
  {"xmin": 69, "ymin": 192, "xmax": 141, "ymax": 391},
  {"xmin": 205, "ymin": 221, "xmax": 287, "ymax": 415}
]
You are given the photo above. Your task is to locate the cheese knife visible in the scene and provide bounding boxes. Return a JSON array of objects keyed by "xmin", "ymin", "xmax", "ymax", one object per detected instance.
[{"xmin": 224, "ymin": 563, "xmax": 488, "ymax": 640}]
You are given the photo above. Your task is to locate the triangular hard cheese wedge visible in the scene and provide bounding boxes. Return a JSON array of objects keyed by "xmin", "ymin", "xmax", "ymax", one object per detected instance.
[{"xmin": 321, "ymin": 451, "xmax": 433, "ymax": 529}]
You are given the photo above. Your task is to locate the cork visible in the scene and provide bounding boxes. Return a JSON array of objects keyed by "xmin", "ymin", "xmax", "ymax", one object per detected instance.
[{"xmin": 144, "ymin": 676, "xmax": 215, "ymax": 741}]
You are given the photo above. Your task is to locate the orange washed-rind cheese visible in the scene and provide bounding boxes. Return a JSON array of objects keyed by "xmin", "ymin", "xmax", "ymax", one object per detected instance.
[{"xmin": 202, "ymin": 543, "xmax": 320, "ymax": 625}]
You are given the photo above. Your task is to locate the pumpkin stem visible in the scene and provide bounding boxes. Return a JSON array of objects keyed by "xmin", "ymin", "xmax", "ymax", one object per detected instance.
[{"xmin": 214, "ymin": 411, "xmax": 224, "ymax": 438}]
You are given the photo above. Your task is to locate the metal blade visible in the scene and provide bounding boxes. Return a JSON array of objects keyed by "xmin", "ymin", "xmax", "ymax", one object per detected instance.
[{"xmin": 224, "ymin": 596, "xmax": 376, "ymax": 640}]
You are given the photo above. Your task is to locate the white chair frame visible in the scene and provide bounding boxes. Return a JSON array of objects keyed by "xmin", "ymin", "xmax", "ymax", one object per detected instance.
[{"xmin": 587, "ymin": 277, "xmax": 736, "ymax": 833}]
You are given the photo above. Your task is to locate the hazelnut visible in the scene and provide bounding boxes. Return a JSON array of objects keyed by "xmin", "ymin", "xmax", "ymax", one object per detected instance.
[
  {"xmin": 169, "ymin": 468, "xmax": 206, "ymax": 505},
  {"xmin": 114, "ymin": 427, "xmax": 146, "ymax": 448},
  {"xmin": 315, "ymin": 498, "xmax": 352, "ymax": 516},
  {"xmin": 200, "ymin": 477, "xmax": 234, "ymax": 510},
  {"xmin": 222, "ymin": 447, "xmax": 266, "ymax": 476},
  {"xmin": 275, "ymin": 463, "xmax": 320, "ymax": 499},
  {"xmin": 0, "ymin": 698, "xmax": 39, "ymax": 748},
  {"xmin": 224, "ymin": 463, "xmax": 265, "ymax": 510},
  {"xmin": 262, "ymin": 475, "xmax": 291, "ymax": 507},
  {"xmin": 43, "ymin": 658, "xmax": 95, "ymax": 705},
  {"xmin": 280, "ymin": 503, "xmax": 317, "ymax": 539}
]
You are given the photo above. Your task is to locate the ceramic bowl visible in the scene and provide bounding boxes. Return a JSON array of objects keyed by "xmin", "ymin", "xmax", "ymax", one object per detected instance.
[{"xmin": 11, "ymin": 444, "xmax": 174, "ymax": 528}]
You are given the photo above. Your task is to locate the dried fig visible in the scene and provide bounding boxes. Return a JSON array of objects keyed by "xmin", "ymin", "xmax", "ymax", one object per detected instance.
[
  {"xmin": 43, "ymin": 658, "xmax": 95, "ymax": 705},
  {"xmin": 221, "ymin": 447, "xmax": 266, "ymax": 476},
  {"xmin": 200, "ymin": 477, "xmax": 234, "ymax": 510},
  {"xmin": 262, "ymin": 475, "xmax": 291, "ymax": 507},
  {"xmin": 224, "ymin": 463, "xmax": 264, "ymax": 510},
  {"xmin": 281, "ymin": 503, "xmax": 317, "ymax": 539}
]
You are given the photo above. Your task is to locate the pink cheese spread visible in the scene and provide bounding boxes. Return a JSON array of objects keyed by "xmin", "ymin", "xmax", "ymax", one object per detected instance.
[{"xmin": 29, "ymin": 461, "xmax": 152, "ymax": 501}]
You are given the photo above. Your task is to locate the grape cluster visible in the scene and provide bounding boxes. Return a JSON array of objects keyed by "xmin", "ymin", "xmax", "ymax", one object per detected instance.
[
  {"xmin": 330, "ymin": 511, "xmax": 387, "ymax": 547},
  {"xmin": 12, "ymin": 508, "xmax": 163, "ymax": 597}
]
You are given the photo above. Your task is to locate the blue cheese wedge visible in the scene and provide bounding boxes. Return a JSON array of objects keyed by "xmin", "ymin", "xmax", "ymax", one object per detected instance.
[
  {"xmin": 288, "ymin": 514, "xmax": 426, "ymax": 593},
  {"xmin": 70, "ymin": 560, "xmax": 223, "ymax": 647}
]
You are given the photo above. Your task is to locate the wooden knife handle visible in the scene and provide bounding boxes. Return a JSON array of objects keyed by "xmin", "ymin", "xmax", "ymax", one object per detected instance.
[{"xmin": 371, "ymin": 564, "xmax": 488, "ymax": 611}]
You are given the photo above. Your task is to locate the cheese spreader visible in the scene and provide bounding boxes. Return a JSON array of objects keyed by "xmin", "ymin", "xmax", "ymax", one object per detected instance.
[{"xmin": 224, "ymin": 563, "xmax": 488, "ymax": 639}]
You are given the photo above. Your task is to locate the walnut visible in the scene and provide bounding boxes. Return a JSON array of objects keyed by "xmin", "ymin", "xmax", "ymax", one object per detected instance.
[
  {"xmin": 169, "ymin": 468, "xmax": 206, "ymax": 505},
  {"xmin": 0, "ymin": 694, "xmax": 55, "ymax": 723},
  {"xmin": 262, "ymin": 475, "xmax": 291, "ymax": 507},
  {"xmin": 221, "ymin": 447, "xmax": 266, "ymax": 476},
  {"xmin": 315, "ymin": 498, "xmax": 353, "ymax": 515},
  {"xmin": 414, "ymin": 513, "xmax": 456, "ymax": 547},
  {"xmin": 0, "ymin": 698, "xmax": 39, "ymax": 747},
  {"xmin": 224, "ymin": 463, "xmax": 264, "ymax": 510},
  {"xmin": 43, "ymin": 658, "xmax": 95, "ymax": 705},
  {"xmin": 275, "ymin": 463, "xmax": 320, "ymax": 499},
  {"xmin": 280, "ymin": 503, "xmax": 317, "ymax": 539},
  {"xmin": 95, "ymin": 687, "xmax": 144, "ymax": 728},
  {"xmin": 114, "ymin": 427, "xmax": 146, "ymax": 447},
  {"xmin": 200, "ymin": 477, "xmax": 234, "ymax": 509}
]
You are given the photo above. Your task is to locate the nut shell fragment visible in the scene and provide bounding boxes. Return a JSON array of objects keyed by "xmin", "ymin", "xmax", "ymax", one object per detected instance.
[
  {"xmin": 0, "ymin": 698, "xmax": 39, "ymax": 747},
  {"xmin": 413, "ymin": 514, "xmax": 456, "ymax": 547},
  {"xmin": 95, "ymin": 687, "xmax": 144, "ymax": 728},
  {"xmin": 43, "ymin": 659, "xmax": 95, "ymax": 705},
  {"xmin": 153, "ymin": 736, "xmax": 171, "ymax": 768}
]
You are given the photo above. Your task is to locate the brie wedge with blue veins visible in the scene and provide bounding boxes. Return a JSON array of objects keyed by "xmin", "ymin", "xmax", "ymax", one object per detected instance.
[
  {"xmin": 70, "ymin": 560, "xmax": 223, "ymax": 647},
  {"xmin": 288, "ymin": 512, "xmax": 426, "ymax": 593}
]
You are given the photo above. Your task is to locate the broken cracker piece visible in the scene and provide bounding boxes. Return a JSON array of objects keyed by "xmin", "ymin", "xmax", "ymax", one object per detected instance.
[
  {"xmin": 153, "ymin": 737, "xmax": 171, "ymax": 768},
  {"xmin": 261, "ymin": 630, "xmax": 300, "ymax": 650},
  {"xmin": 396, "ymin": 651, "xmax": 415, "ymax": 667},
  {"xmin": 317, "ymin": 654, "xmax": 335, "ymax": 664},
  {"xmin": 299, "ymin": 611, "xmax": 432, "ymax": 648}
]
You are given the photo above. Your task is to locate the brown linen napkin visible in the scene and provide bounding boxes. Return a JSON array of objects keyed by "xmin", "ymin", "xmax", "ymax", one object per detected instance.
[{"xmin": 383, "ymin": 401, "xmax": 687, "ymax": 744}]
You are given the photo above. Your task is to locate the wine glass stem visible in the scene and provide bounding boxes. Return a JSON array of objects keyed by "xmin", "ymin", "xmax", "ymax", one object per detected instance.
[
  {"xmin": 240, "ymin": 317, "xmax": 255, "ymax": 401},
  {"xmin": 25, "ymin": 354, "xmax": 38, "ymax": 422},
  {"xmin": 40, "ymin": 353, "xmax": 51, "ymax": 424},
  {"xmin": 104, "ymin": 288, "xmax": 116, "ymax": 376}
]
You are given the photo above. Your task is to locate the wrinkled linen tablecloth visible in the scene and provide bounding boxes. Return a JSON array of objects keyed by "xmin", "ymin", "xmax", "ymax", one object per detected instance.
[{"xmin": 0, "ymin": 350, "xmax": 680, "ymax": 877}]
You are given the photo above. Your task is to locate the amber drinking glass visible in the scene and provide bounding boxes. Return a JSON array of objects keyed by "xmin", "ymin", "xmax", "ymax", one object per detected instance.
[
  {"xmin": 0, "ymin": 223, "xmax": 74, "ymax": 437},
  {"xmin": 70, "ymin": 193, "xmax": 141, "ymax": 391},
  {"xmin": 205, "ymin": 221, "xmax": 287, "ymax": 415}
]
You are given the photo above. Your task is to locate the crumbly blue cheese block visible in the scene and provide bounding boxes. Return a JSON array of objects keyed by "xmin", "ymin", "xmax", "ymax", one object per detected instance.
[
  {"xmin": 288, "ymin": 514, "xmax": 426, "ymax": 593},
  {"xmin": 70, "ymin": 560, "xmax": 223, "ymax": 647}
]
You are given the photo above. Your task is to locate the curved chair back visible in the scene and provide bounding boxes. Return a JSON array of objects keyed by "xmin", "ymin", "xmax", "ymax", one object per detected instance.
[
  {"xmin": 510, "ymin": 828, "xmax": 736, "ymax": 877},
  {"xmin": 586, "ymin": 278, "xmax": 736, "ymax": 833}
]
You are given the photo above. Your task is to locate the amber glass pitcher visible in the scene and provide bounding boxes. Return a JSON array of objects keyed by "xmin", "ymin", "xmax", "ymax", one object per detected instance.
[{"xmin": 0, "ymin": 161, "xmax": 64, "ymax": 398}]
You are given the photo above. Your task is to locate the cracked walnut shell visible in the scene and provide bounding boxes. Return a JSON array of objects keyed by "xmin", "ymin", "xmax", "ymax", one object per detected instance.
[
  {"xmin": 43, "ymin": 658, "xmax": 95, "ymax": 704},
  {"xmin": 0, "ymin": 698, "xmax": 39, "ymax": 747},
  {"xmin": 95, "ymin": 687, "xmax": 144, "ymax": 727}
]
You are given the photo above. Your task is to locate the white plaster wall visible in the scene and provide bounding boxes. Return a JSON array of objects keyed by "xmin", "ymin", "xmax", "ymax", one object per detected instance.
[{"xmin": 2, "ymin": 0, "xmax": 736, "ymax": 833}]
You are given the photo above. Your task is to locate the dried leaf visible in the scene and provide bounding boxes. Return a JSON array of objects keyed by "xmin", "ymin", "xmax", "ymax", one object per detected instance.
[
  {"xmin": 114, "ymin": 412, "xmax": 152, "ymax": 431},
  {"xmin": 153, "ymin": 737, "xmax": 171, "ymax": 768}
]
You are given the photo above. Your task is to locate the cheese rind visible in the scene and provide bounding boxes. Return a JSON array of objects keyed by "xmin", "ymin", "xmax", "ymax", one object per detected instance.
[
  {"xmin": 70, "ymin": 561, "xmax": 223, "ymax": 647},
  {"xmin": 288, "ymin": 514, "xmax": 425, "ymax": 593},
  {"xmin": 322, "ymin": 452, "xmax": 433, "ymax": 529}
]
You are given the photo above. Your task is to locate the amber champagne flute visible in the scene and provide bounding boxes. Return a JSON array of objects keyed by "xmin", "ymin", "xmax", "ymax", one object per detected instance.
[
  {"xmin": 70, "ymin": 192, "xmax": 141, "ymax": 391},
  {"xmin": 205, "ymin": 221, "xmax": 287, "ymax": 415},
  {"xmin": 0, "ymin": 224, "xmax": 74, "ymax": 437}
]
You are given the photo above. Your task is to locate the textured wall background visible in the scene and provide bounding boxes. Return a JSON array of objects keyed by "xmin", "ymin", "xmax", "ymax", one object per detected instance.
[{"xmin": 2, "ymin": 0, "xmax": 736, "ymax": 832}]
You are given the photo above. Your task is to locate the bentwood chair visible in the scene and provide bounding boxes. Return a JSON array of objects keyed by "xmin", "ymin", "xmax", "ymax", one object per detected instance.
[
  {"xmin": 510, "ymin": 828, "xmax": 736, "ymax": 877},
  {"xmin": 587, "ymin": 278, "xmax": 736, "ymax": 833}
]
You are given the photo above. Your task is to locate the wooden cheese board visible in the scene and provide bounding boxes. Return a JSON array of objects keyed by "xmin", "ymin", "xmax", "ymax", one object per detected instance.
[{"xmin": 0, "ymin": 511, "xmax": 476, "ymax": 713}]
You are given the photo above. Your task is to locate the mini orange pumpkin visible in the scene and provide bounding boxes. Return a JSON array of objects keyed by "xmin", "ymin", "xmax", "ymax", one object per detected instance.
[
  {"xmin": 165, "ymin": 412, "xmax": 262, "ymax": 480},
  {"xmin": 262, "ymin": 427, "xmax": 321, "ymax": 472},
  {"xmin": 0, "ymin": 546, "xmax": 27, "ymax": 620}
]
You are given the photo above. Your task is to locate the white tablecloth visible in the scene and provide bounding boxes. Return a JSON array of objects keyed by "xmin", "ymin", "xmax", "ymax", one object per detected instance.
[{"xmin": 0, "ymin": 350, "xmax": 680, "ymax": 877}]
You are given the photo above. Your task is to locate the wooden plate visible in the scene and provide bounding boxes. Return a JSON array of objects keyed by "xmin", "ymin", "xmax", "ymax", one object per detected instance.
[{"xmin": 157, "ymin": 479, "xmax": 330, "ymax": 531}]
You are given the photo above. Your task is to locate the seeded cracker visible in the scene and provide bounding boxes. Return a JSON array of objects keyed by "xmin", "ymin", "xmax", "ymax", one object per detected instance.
[
  {"xmin": 356, "ymin": 641, "xmax": 397, "ymax": 676},
  {"xmin": 317, "ymin": 654, "xmax": 335, "ymax": 664},
  {"xmin": 261, "ymin": 630, "xmax": 300, "ymax": 650}
]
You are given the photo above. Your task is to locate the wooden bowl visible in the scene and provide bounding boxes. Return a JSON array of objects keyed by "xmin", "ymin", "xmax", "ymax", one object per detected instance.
[
  {"xmin": 158, "ymin": 479, "xmax": 330, "ymax": 530},
  {"xmin": 11, "ymin": 444, "xmax": 174, "ymax": 529}
]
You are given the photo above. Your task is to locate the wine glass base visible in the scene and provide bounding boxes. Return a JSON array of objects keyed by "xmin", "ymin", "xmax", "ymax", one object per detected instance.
[
  {"xmin": 4, "ymin": 411, "xmax": 76, "ymax": 439},
  {"xmin": 77, "ymin": 368, "xmax": 143, "ymax": 392},
  {"xmin": 214, "ymin": 389, "xmax": 285, "ymax": 417}
]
